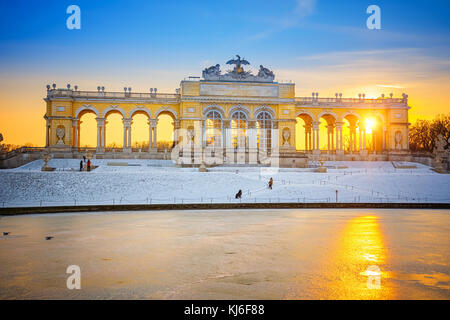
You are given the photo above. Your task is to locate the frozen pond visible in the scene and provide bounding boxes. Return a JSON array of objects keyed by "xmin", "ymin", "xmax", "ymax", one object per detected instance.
[{"xmin": 0, "ymin": 209, "xmax": 449, "ymax": 299}]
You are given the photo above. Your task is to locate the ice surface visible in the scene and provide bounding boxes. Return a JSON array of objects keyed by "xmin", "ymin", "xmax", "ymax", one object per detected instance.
[{"xmin": 0, "ymin": 209, "xmax": 448, "ymax": 299}]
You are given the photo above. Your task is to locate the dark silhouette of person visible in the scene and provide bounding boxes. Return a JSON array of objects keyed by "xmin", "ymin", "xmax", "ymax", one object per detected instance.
[
  {"xmin": 80, "ymin": 160, "xmax": 83, "ymax": 172},
  {"xmin": 235, "ymin": 189, "xmax": 242, "ymax": 199}
]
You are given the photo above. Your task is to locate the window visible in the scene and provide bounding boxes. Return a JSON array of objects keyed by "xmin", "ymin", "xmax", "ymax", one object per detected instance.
[
  {"xmin": 57, "ymin": 106, "xmax": 65, "ymax": 112},
  {"xmin": 205, "ymin": 110, "xmax": 222, "ymax": 147},
  {"xmin": 231, "ymin": 111, "xmax": 247, "ymax": 148},
  {"xmin": 257, "ymin": 111, "xmax": 272, "ymax": 150}
]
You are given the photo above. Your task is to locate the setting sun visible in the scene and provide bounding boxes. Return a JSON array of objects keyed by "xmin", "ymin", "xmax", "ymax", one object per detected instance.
[{"xmin": 365, "ymin": 118, "xmax": 376, "ymax": 134}]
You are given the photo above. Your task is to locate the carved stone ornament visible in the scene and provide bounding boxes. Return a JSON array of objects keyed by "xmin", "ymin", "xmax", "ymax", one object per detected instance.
[
  {"xmin": 202, "ymin": 56, "xmax": 275, "ymax": 83},
  {"xmin": 56, "ymin": 127, "xmax": 65, "ymax": 145},
  {"xmin": 282, "ymin": 129, "xmax": 290, "ymax": 146},
  {"xmin": 395, "ymin": 131, "xmax": 402, "ymax": 150}
]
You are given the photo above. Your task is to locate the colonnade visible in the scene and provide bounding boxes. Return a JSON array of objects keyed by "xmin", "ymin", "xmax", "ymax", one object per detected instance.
[
  {"xmin": 72, "ymin": 116, "xmax": 180, "ymax": 152},
  {"xmin": 298, "ymin": 118, "xmax": 387, "ymax": 153}
]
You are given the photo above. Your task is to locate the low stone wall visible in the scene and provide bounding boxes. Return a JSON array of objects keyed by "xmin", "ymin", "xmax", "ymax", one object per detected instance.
[
  {"xmin": 1, "ymin": 202, "xmax": 449, "ymax": 216},
  {"xmin": 0, "ymin": 152, "xmax": 44, "ymax": 169}
]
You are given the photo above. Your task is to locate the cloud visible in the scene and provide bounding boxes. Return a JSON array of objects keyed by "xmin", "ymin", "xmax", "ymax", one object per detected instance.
[
  {"xmin": 294, "ymin": 0, "xmax": 317, "ymax": 18},
  {"xmin": 249, "ymin": 0, "xmax": 317, "ymax": 40},
  {"xmin": 376, "ymin": 84, "xmax": 405, "ymax": 89},
  {"xmin": 275, "ymin": 48, "xmax": 450, "ymax": 119}
]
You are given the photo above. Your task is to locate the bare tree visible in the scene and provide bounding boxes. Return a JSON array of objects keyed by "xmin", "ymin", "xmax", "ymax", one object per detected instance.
[{"xmin": 409, "ymin": 114, "xmax": 450, "ymax": 152}]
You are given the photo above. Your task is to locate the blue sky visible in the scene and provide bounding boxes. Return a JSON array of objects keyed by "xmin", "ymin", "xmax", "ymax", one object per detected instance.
[{"xmin": 1, "ymin": 0, "xmax": 449, "ymax": 78}]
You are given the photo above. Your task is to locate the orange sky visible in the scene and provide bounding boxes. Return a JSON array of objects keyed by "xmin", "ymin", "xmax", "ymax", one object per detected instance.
[{"xmin": 1, "ymin": 49, "xmax": 449, "ymax": 147}]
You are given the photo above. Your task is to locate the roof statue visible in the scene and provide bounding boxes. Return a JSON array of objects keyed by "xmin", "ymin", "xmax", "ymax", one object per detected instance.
[
  {"xmin": 226, "ymin": 55, "xmax": 250, "ymax": 74},
  {"xmin": 202, "ymin": 55, "xmax": 275, "ymax": 83}
]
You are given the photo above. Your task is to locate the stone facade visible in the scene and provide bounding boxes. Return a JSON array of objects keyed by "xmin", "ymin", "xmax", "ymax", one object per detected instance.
[{"xmin": 43, "ymin": 58, "xmax": 411, "ymax": 165}]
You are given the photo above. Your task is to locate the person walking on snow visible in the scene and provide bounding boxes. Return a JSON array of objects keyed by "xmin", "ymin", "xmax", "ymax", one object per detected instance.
[
  {"xmin": 235, "ymin": 189, "xmax": 242, "ymax": 199},
  {"xmin": 87, "ymin": 159, "xmax": 91, "ymax": 172},
  {"xmin": 79, "ymin": 160, "xmax": 83, "ymax": 172},
  {"xmin": 268, "ymin": 177, "xmax": 273, "ymax": 190}
]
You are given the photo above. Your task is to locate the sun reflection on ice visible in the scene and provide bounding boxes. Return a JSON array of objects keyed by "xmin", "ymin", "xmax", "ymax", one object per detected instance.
[{"xmin": 318, "ymin": 215, "xmax": 393, "ymax": 299}]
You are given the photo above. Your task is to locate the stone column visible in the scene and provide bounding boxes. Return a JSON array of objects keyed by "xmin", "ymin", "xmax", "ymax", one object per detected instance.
[
  {"xmin": 271, "ymin": 121, "xmax": 279, "ymax": 153},
  {"xmin": 327, "ymin": 125, "xmax": 334, "ymax": 152},
  {"xmin": 349, "ymin": 124, "xmax": 357, "ymax": 154},
  {"xmin": 331, "ymin": 128, "xmax": 335, "ymax": 150},
  {"xmin": 363, "ymin": 130, "xmax": 367, "ymax": 150},
  {"xmin": 309, "ymin": 131, "xmax": 312, "ymax": 151},
  {"xmin": 122, "ymin": 118, "xmax": 132, "ymax": 152},
  {"xmin": 359, "ymin": 130, "xmax": 362, "ymax": 151},
  {"xmin": 248, "ymin": 120, "xmax": 257, "ymax": 165},
  {"xmin": 72, "ymin": 119, "xmax": 79, "ymax": 149},
  {"xmin": 335, "ymin": 123, "xmax": 340, "ymax": 151},
  {"xmin": 128, "ymin": 125, "xmax": 132, "ymax": 150},
  {"xmin": 303, "ymin": 125, "xmax": 310, "ymax": 151},
  {"xmin": 123, "ymin": 125, "xmax": 127, "ymax": 149},
  {"xmin": 335, "ymin": 122, "xmax": 344, "ymax": 155},
  {"xmin": 153, "ymin": 120, "xmax": 158, "ymax": 149},
  {"xmin": 223, "ymin": 120, "xmax": 233, "ymax": 164},
  {"xmin": 96, "ymin": 117, "xmax": 105, "ymax": 152},
  {"xmin": 45, "ymin": 119, "xmax": 50, "ymax": 147},
  {"xmin": 173, "ymin": 120, "xmax": 180, "ymax": 147},
  {"xmin": 147, "ymin": 121, "xmax": 153, "ymax": 151},
  {"xmin": 312, "ymin": 121, "xmax": 320, "ymax": 155}
]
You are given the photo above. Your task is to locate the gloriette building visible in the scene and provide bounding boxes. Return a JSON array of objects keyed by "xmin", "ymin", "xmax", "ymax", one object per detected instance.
[{"xmin": 43, "ymin": 56, "xmax": 410, "ymax": 166}]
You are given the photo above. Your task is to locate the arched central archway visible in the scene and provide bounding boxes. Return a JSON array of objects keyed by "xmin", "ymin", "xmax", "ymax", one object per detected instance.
[
  {"xmin": 104, "ymin": 110, "xmax": 125, "ymax": 149},
  {"xmin": 296, "ymin": 112, "xmax": 314, "ymax": 151},
  {"xmin": 256, "ymin": 111, "xmax": 273, "ymax": 151},
  {"xmin": 318, "ymin": 113, "xmax": 337, "ymax": 152},
  {"xmin": 205, "ymin": 110, "xmax": 222, "ymax": 147},
  {"xmin": 77, "ymin": 110, "xmax": 97, "ymax": 148},
  {"xmin": 129, "ymin": 108, "xmax": 152, "ymax": 151},
  {"xmin": 231, "ymin": 110, "xmax": 248, "ymax": 148}
]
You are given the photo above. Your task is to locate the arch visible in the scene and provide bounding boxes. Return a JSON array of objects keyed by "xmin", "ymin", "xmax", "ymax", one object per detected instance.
[
  {"xmin": 155, "ymin": 106, "xmax": 178, "ymax": 120},
  {"xmin": 340, "ymin": 111, "xmax": 361, "ymax": 122},
  {"xmin": 317, "ymin": 110, "xmax": 338, "ymax": 123},
  {"xmin": 75, "ymin": 104, "xmax": 99, "ymax": 119},
  {"xmin": 129, "ymin": 106, "xmax": 152, "ymax": 119},
  {"xmin": 256, "ymin": 111, "xmax": 273, "ymax": 151},
  {"xmin": 203, "ymin": 104, "xmax": 225, "ymax": 119},
  {"xmin": 229, "ymin": 104, "xmax": 250, "ymax": 119},
  {"xmin": 296, "ymin": 110, "xmax": 315, "ymax": 122},
  {"xmin": 231, "ymin": 110, "xmax": 248, "ymax": 148},
  {"xmin": 317, "ymin": 111, "xmax": 338, "ymax": 151},
  {"xmin": 296, "ymin": 111, "xmax": 314, "ymax": 151},
  {"xmin": 102, "ymin": 105, "xmax": 127, "ymax": 118},
  {"xmin": 253, "ymin": 105, "xmax": 275, "ymax": 119},
  {"xmin": 205, "ymin": 109, "xmax": 223, "ymax": 147},
  {"xmin": 366, "ymin": 112, "xmax": 385, "ymax": 124}
]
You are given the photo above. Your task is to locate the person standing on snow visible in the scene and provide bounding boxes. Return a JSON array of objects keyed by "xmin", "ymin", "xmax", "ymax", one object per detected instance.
[
  {"xmin": 235, "ymin": 189, "xmax": 242, "ymax": 199},
  {"xmin": 87, "ymin": 159, "xmax": 91, "ymax": 172},
  {"xmin": 268, "ymin": 177, "xmax": 273, "ymax": 190},
  {"xmin": 79, "ymin": 160, "xmax": 83, "ymax": 172}
]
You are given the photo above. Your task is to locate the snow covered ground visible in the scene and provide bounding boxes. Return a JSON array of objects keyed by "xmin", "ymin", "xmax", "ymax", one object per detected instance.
[{"xmin": 0, "ymin": 159, "xmax": 449, "ymax": 207}]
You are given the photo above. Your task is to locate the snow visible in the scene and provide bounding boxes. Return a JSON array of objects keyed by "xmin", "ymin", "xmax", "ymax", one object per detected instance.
[{"xmin": 0, "ymin": 159, "xmax": 449, "ymax": 207}]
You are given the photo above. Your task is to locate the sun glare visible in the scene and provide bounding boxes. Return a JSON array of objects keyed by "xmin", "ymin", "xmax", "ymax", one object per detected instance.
[{"xmin": 365, "ymin": 118, "xmax": 376, "ymax": 134}]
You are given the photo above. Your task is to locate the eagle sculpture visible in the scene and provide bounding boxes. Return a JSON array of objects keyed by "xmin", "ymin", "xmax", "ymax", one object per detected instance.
[{"xmin": 226, "ymin": 55, "xmax": 250, "ymax": 74}]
